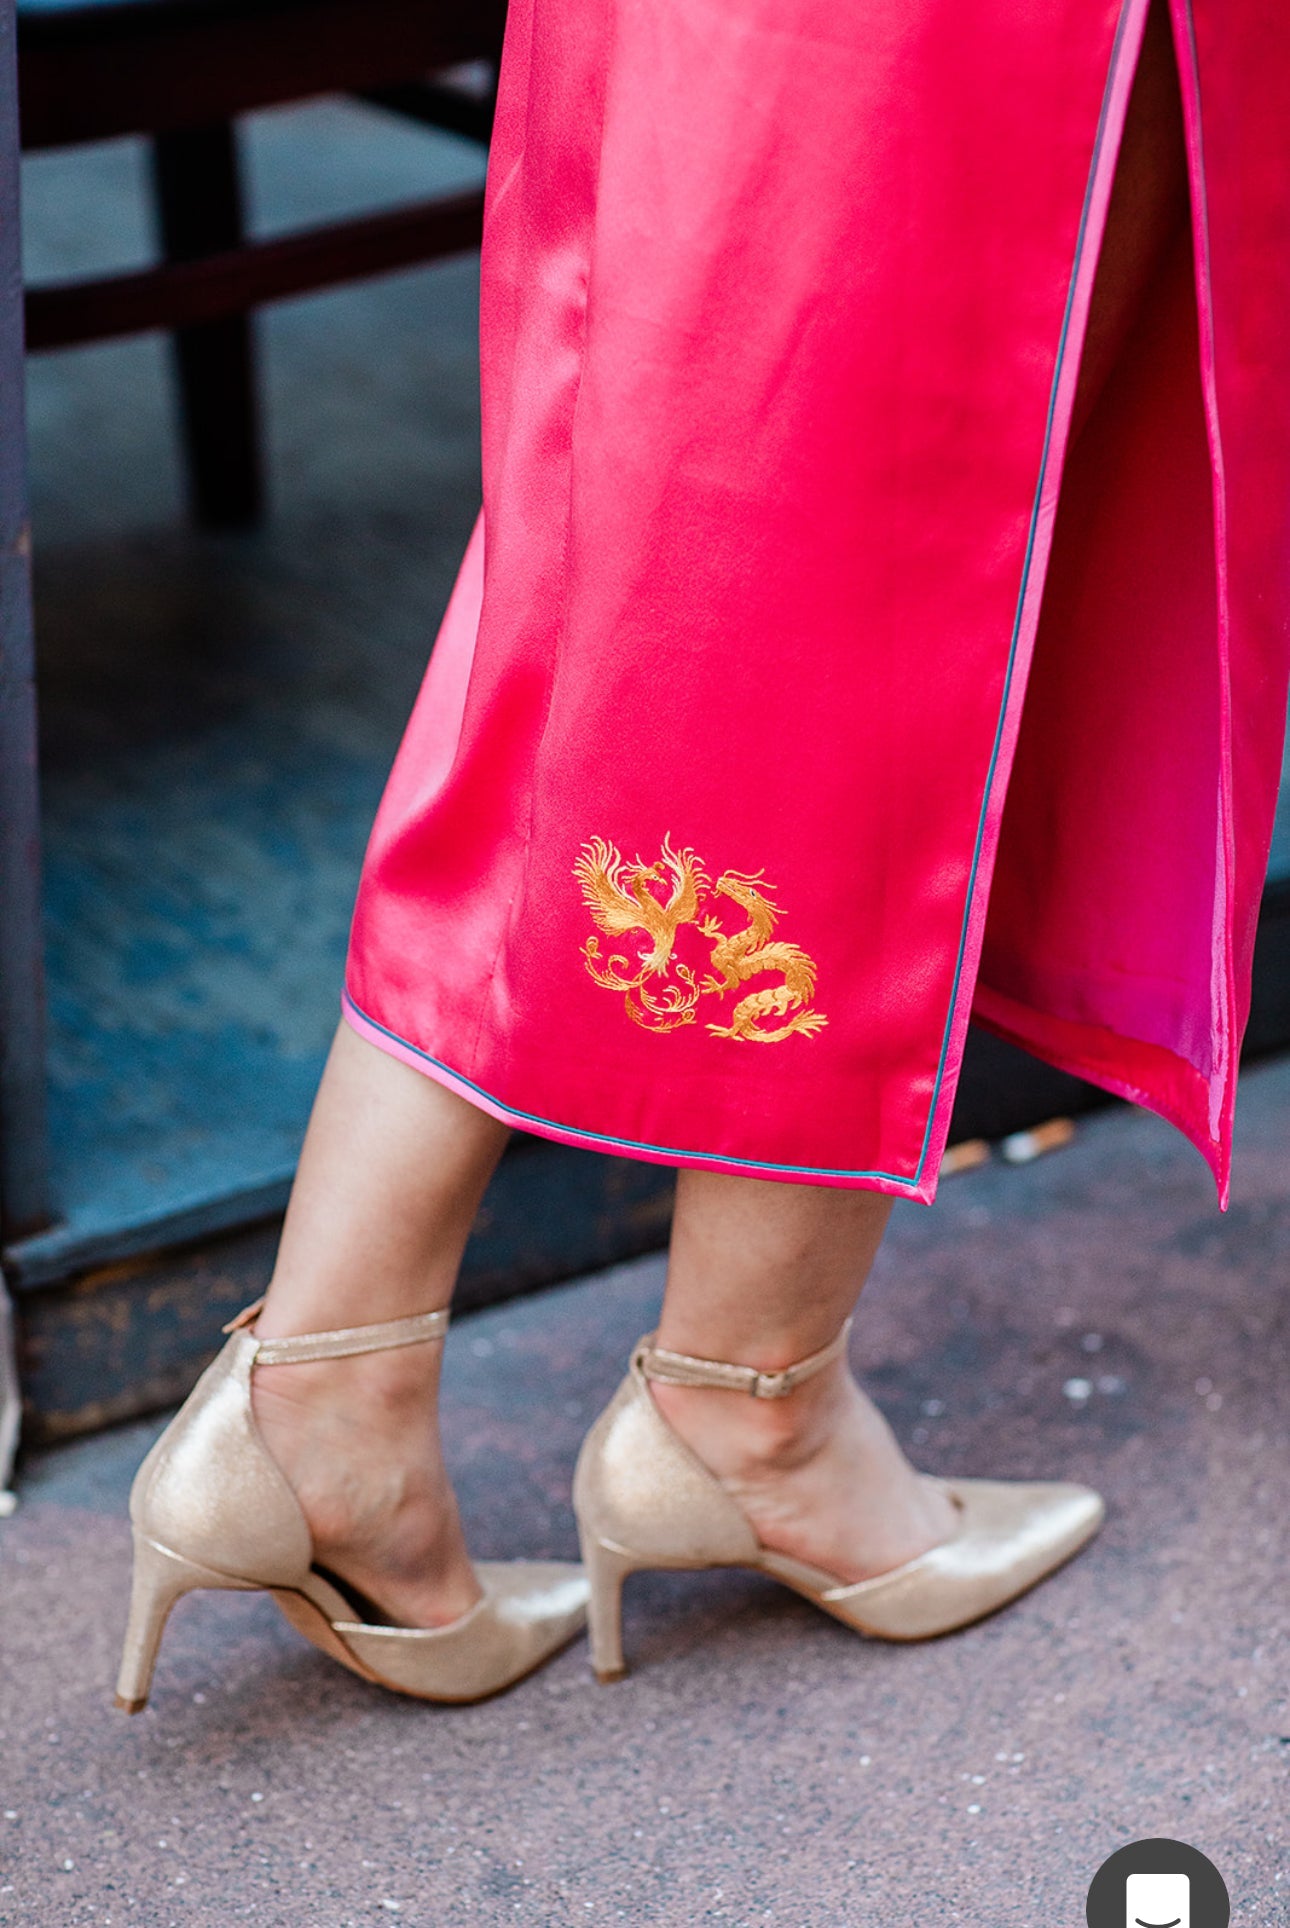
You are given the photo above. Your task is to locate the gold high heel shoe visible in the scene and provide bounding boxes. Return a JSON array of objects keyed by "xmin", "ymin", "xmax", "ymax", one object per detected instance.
[
  {"xmin": 573, "ymin": 1327, "xmax": 1104, "ymax": 1679},
  {"xmin": 115, "ymin": 1300, "xmax": 588, "ymax": 1711}
]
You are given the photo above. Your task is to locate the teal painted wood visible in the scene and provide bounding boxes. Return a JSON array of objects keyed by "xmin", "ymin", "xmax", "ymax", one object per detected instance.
[{"xmin": 15, "ymin": 1133, "xmax": 678, "ymax": 1439}]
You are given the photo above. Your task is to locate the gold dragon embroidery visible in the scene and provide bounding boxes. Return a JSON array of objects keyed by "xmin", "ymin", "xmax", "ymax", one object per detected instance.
[
  {"xmin": 574, "ymin": 836, "xmax": 826, "ymax": 1041},
  {"xmin": 699, "ymin": 871, "xmax": 828, "ymax": 1042}
]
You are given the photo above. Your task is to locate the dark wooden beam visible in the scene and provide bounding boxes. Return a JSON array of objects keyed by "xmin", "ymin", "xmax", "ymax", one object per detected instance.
[
  {"xmin": 17, "ymin": 0, "xmax": 506, "ymax": 150},
  {"xmin": 150, "ymin": 122, "xmax": 264, "ymax": 527},
  {"xmin": 25, "ymin": 189, "xmax": 486, "ymax": 351}
]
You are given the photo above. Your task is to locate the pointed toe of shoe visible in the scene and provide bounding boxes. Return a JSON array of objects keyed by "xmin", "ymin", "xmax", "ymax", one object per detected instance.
[
  {"xmin": 941, "ymin": 1475, "xmax": 1105, "ymax": 1565},
  {"xmin": 818, "ymin": 1475, "xmax": 1105, "ymax": 1642},
  {"xmin": 1030, "ymin": 1477, "xmax": 1106, "ymax": 1549},
  {"xmin": 328, "ymin": 1560, "xmax": 589, "ymax": 1703}
]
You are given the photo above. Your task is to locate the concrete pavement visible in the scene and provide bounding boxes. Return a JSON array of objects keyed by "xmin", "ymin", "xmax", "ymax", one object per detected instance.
[{"xmin": 2, "ymin": 1058, "xmax": 1288, "ymax": 1926}]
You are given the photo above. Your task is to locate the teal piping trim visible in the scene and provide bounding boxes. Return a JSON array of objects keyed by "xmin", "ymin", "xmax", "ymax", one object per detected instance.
[
  {"xmin": 343, "ymin": 989, "xmax": 923, "ymax": 1186},
  {"xmin": 908, "ymin": 0, "xmax": 1138, "ymax": 1187}
]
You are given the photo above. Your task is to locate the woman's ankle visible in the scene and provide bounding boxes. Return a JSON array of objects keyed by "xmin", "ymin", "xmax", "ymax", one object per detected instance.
[
  {"xmin": 648, "ymin": 1361, "xmax": 853, "ymax": 1481},
  {"xmin": 650, "ymin": 1366, "xmax": 957, "ymax": 1578},
  {"xmin": 251, "ymin": 1342, "xmax": 444, "ymax": 1426},
  {"xmin": 249, "ymin": 1356, "xmax": 481, "ymax": 1624}
]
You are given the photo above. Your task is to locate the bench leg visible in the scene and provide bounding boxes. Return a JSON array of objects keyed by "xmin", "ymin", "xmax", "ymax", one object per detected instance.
[{"xmin": 150, "ymin": 123, "xmax": 264, "ymax": 530}]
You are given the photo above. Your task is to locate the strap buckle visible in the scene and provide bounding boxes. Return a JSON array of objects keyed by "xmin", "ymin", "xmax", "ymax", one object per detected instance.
[{"xmin": 750, "ymin": 1368, "xmax": 792, "ymax": 1399}]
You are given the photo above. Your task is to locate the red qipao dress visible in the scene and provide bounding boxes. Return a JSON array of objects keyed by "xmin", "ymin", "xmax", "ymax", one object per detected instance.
[{"xmin": 344, "ymin": 0, "xmax": 1290, "ymax": 1205}]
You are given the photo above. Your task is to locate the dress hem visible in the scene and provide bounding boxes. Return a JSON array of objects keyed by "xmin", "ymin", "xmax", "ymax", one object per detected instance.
[{"xmin": 341, "ymin": 987, "xmax": 937, "ymax": 1201}]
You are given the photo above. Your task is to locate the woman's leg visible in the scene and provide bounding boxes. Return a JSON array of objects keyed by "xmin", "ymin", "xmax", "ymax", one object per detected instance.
[
  {"xmin": 248, "ymin": 1019, "xmax": 510, "ymax": 1628},
  {"xmin": 649, "ymin": 1172, "xmax": 956, "ymax": 1581}
]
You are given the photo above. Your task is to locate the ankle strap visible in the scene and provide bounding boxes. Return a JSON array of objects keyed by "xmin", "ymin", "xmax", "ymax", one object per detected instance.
[
  {"xmin": 637, "ymin": 1317, "xmax": 852, "ymax": 1399},
  {"xmin": 223, "ymin": 1296, "xmax": 450, "ymax": 1364}
]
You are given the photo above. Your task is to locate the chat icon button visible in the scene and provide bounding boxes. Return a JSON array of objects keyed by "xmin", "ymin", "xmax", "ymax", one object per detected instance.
[
  {"xmin": 1127, "ymin": 1871, "xmax": 1190, "ymax": 1928},
  {"xmin": 1087, "ymin": 1840, "xmax": 1227, "ymax": 1928}
]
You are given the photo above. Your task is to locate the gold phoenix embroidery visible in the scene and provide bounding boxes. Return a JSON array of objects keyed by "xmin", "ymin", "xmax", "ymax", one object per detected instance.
[{"xmin": 574, "ymin": 835, "xmax": 827, "ymax": 1041}]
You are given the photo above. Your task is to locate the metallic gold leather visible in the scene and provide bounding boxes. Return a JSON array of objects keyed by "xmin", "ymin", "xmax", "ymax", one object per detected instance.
[
  {"xmin": 779, "ymin": 1472, "xmax": 1102, "ymax": 1642},
  {"xmin": 776, "ymin": 1476, "xmax": 1105, "ymax": 1639},
  {"xmin": 574, "ymin": 1360, "xmax": 760, "ymax": 1568},
  {"xmin": 120, "ymin": 1319, "xmax": 589, "ymax": 1707},
  {"xmin": 328, "ymin": 1562, "xmax": 590, "ymax": 1701},
  {"xmin": 129, "ymin": 1331, "xmax": 314, "ymax": 1585},
  {"xmin": 115, "ymin": 1533, "xmax": 259, "ymax": 1711},
  {"xmin": 573, "ymin": 1336, "xmax": 1105, "ymax": 1649},
  {"xmin": 638, "ymin": 1317, "xmax": 853, "ymax": 1398}
]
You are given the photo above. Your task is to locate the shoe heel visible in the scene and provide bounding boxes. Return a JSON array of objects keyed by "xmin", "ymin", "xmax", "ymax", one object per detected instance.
[
  {"xmin": 114, "ymin": 1532, "xmax": 248, "ymax": 1713},
  {"xmin": 581, "ymin": 1535, "xmax": 636, "ymax": 1683}
]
